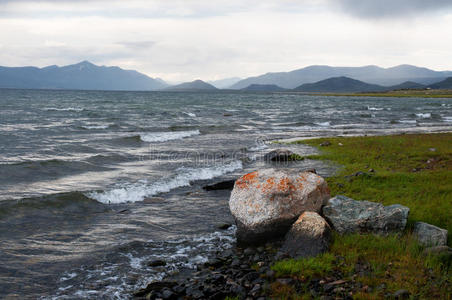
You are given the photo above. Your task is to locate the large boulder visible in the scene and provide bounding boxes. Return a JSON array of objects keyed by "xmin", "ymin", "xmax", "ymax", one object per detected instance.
[
  {"xmin": 413, "ymin": 222, "xmax": 448, "ymax": 246},
  {"xmin": 280, "ymin": 212, "xmax": 332, "ymax": 258},
  {"xmin": 229, "ymin": 168, "xmax": 330, "ymax": 245},
  {"xmin": 322, "ymin": 195, "xmax": 409, "ymax": 235}
]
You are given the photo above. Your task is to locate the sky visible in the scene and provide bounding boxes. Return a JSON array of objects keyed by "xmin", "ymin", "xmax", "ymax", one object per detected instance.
[{"xmin": 1, "ymin": 0, "xmax": 452, "ymax": 82}]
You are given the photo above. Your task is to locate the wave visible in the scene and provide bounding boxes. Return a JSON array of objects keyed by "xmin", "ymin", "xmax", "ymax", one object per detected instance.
[
  {"xmin": 140, "ymin": 130, "xmax": 200, "ymax": 143},
  {"xmin": 314, "ymin": 121, "xmax": 331, "ymax": 127},
  {"xmin": 443, "ymin": 116, "xmax": 452, "ymax": 123},
  {"xmin": 367, "ymin": 106, "xmax": 384, "ymax": 111},
  {"xmin": 182, "ymin": 111, "xmax": 197, "ymax": 117},
  {"xmin": 44, "ymin": 107, "xmax": 84, "ymax": 112},
  {"xmin": 80, "ymin": 124, "xmax": 109, "ymax": 130},
  {"xmin": 398, "ymin": 119, "xmax": 417, "ymax": 124},
  {"xmin": 0, "ymin": 192, "xmax": 108, "ymax": 219},
  {"xmin": 415, "ymin": 113, "xmax": 431, "ymax": 119},
  {"xmin": 88, "ymin": 160, "xmax": 242, "ymax": 204}
]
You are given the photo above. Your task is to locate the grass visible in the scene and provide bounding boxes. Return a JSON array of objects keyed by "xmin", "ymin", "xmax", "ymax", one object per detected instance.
[{"xmin": 269, "ymin": 133, "xmax": 452, "ymax": 299}]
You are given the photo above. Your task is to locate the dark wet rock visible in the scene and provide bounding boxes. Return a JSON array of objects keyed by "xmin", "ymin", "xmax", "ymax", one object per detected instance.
[
  {"xmin": 241, "ymin": 271, "xmax": 260, "ymax": 283},
  {"xmin": 264, "ymin": 149, "xmax": 302, "ymax": 162},
  {"xmin": 133, "ymin": 281, "xmax": 177, "ymax": 297},
  {"xmin": 280, "ymin": 212, "xmax": 332, "ymax": 258},
  {"xmin": 203, "ymin": 180, "xmax": 236, "ymax": 191},
  {"xmin": 147, "ymin": 259, "xmax": 167, "ymax": 267},
  {"xmin": 223, "ymin": 112, "xmax": 232, "ymax": 117},
  {"xmin": 244, "ymin": 248, "xmax": 255, "ymax": 255},
  {"xmin": 265, "ymin": 270, "xmax": 275, "ymax": 278},
  {"xmin": 393, "ymin": 289, "xmax": 410, "ymax": 299},
  {"xmin": 161, "ymin": 288, "xmax": 174, "ymax": 299},
  {"xmin": 231, "ymin": 258, "xmax": 241, "ymax": 267},
  {"xmin": 320, "ymin": 141, "xmax": 331, "ymax": 147},
  {"xmin": 230, "ymin": 168, "xmax": 330, "ymax": 245},
  {"xmin": 322, "ymin": 195, "xmax": 409, "ymax": 234},
  {"xmin": 304, "ymin": 168, "xmax": 317, "ymax": 174},
  {"xmin": 117, "ymin": 209, "xmax": 131, "ymax": 214},
  {"xmin": 413, "ymin": 222, "xmax": 448, "ymax": 246},
  {"xmin": 205, "ymin": 258, "xmax": 223, "ymax": 268},
  {"xmin": 216, "ymin": 222, "xmax": 232, "ymax": 230},
  {"xmin": 276, "ymin": 278, "xmax": 294, "ymax": 285}
]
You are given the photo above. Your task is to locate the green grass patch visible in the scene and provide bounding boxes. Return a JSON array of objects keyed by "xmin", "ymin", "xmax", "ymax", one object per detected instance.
[{"xmin": 271, "ymin": 133, "xmax": 452, "ymax": 299}]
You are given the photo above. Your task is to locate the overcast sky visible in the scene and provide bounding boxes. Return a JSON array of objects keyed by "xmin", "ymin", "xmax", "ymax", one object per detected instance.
[{"xmin": 1, "ymin": 0, "xmax": 452, "ymax": 82}]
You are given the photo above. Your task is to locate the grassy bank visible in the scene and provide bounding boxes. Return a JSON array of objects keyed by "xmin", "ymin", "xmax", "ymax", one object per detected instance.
[
  {"xmin": 270, "ymin": 133, "xmax": 452, "ymax": 299},
  {"xmin": 310, "ymin": 89, "xmax": 452, "ymax": 98}
]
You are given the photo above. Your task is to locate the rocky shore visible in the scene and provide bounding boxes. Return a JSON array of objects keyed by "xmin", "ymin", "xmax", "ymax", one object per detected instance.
[{"xmin": 133, "ymin": 148, "xmax": 450, "ymax": 300}]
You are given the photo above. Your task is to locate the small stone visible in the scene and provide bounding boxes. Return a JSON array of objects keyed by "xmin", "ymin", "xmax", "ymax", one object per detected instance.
[
  {"xmin": 338, "ymin": 143, "xmax": 343, "ymax": 146},
  {"xmin": 161, "ymin": 289, "xmax": 174, "ymax": 299},
  {"xmin": 276, "ymin": 278, "xmax": 293, "ymax": 285},
  {"xmin": 265, "ymin": 270, "xmax": 275, "ymax": 278},
  {"xmin": 429, "ymin": 148, "xmax": 436, "ymax": 152},
  {"xmin": 320, "ymin": 141, "xmax": 331, "ymax": 147},
  {"xmin": 249, "ymin": 284, "xmax": 261, "ymax": 297},
  {"xmin": 231, "ymin": 259, "xmax": 241, "ymax": 267},
  {"xmin": 216, "ymin": 223, "xmax": 232, "ymax": 230},
  {"xmin": 244, "ymin": 248, "xmax": 255, "ymax": 255},
  {"xmin": 393, "ymin": 289, "xmax": 410, "ymax": 299},
  {"xmin": 148, "ymin": 260, "xmax": 167, "ymax": 267}
]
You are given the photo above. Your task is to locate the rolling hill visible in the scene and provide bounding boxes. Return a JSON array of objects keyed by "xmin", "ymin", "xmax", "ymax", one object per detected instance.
[
  {"xmin": 164, "ymin": 79, "xmax": 218, "ymax": 91},
  {"xmin": 293, "ymin": 76, "xmax": 385, "ymax": 93}
]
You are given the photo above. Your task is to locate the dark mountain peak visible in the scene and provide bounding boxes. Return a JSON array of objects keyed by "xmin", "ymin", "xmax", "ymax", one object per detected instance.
[
  {"xmin": 165, "ymin": 79, "xmax": 218, "ymax": 91},
  {"xmin": 294, "ymin": 76, "xmax": 384, "ymax": 93},
  {"xmin": 429, "ymin": 77, "xmax": 452, "ymax": 89}
]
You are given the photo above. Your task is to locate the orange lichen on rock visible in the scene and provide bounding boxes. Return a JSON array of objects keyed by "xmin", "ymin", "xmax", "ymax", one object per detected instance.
[
  {"xmin": 235, "ymin": 171, "xmax": 259, "ymax": 189},
  {"xmin": 277, "ymin": 177, "xmax": 296, "ymax": 194}
]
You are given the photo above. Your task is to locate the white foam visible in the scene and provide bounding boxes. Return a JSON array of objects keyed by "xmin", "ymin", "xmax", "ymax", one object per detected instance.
[
  {"xmin": 183, "ymin": 111, "xmax": 197, "ymax": 117},
  {"xmin": 443, "ymin": 116, "xmax": 452, "ymax": 122},
  {"xmin": 367, "ymin": 106, "xmax": 384, "ymax": 111},
  {"xmin": 45, "ymin": 107, "xmax": 84, "ymax": 112},
  {"xmin": 81, "ymin": 124, "xmax": 109, "ymax": 130},
  {"xmin": 315, "ymin": 121, "xmax": 331, "ymax": 127},
  {"xmin": 140, "ymin": 130, "xmax": 200, "ymax": 143},
  {"xmin": 399, "ymin": 119, "xmax": 417, "ymax": 124},
  {"xmin": 88, "ymin": 160, "xmax": 242, "ymax": 204},
  {"xmin": 416, "ymin": 113, "xmax": 431, "ymax": 119}
]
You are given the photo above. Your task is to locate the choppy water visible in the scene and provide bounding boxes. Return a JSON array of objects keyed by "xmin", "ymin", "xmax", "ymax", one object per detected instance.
[{"xmin": 1, "ymin": 89, "xmax": 452, "ymax": 299}]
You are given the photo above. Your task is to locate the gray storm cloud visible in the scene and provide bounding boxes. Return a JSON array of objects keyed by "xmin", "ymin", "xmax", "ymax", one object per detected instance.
[{"xmin": 334, "ymin": 0, "xmax": 452, "ymax": 18}]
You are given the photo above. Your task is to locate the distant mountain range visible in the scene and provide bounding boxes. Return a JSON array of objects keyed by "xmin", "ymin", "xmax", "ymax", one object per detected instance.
[
  {"xmin": 164, "ymin": 79, "xmax": 218, "ymax": 91},
  {"xmin": 0, "ymin": 61, "xmax": 167, "ymax": 91},
  {"xmin": 1, "ymin": 61, "xmax": 452, "ymax": 93},
  {"xmin": 229, "ymin": 65, "xmax": 452, "ymax": 89}
]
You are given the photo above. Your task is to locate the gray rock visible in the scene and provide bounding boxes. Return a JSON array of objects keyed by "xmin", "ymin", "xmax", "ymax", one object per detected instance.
[
  {"xmin": 229, "ymin": 168, "xmax": 330, "ymax": 245},
  {"xmin": 322, "ymin": 195, "xmax": 409, "ymax": 234},
  {"xmin": 264, "ymin": 149, "xmax": 300, "ymax": 162},
  {"xmin": 280, "ymin": 212, "xmax": 332, "ymax": 258},
  {"xmin": 393, "ymin": 289, "xmax": 410, "ymax": 299},
  {"xmin": 413, "ymin": 222, "xmax": 448, "ymax": 246}
]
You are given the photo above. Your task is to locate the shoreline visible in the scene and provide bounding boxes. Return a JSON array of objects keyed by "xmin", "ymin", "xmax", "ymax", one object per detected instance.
[{"xmin": 133, "ymin": 132, "xmax": 452, "ymax": 299}]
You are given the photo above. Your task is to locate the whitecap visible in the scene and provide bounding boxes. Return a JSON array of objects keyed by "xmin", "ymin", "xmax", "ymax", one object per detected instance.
[
  {"xmin": 88, "ymin": 160, "xmax": 242, "ymax": 204},
  {"xmin": 183, "ymin": 112, "xmax": 197, "ymax": 117},
  {"xmin": 367, "ymin": 106, "xmax": 384, "ymax": 111},
  {"xmin": 398, "ymin": 119, "xmax": 417, "ymax": 124},
  {"xmin": 314, "ymin": 121, "xmax": 331, "ymax": 127},
  {"xmin": 140, "ymin": 130, "xmax": 200, "ymax": 143},
  {"xmin": 415, "ymin": 113, "xmax": 431, "ymax": 119},
  {"xmin": 45, "ymin": 107, "xmax": 84, "ymax": 112},
  {"xmin": 81, "ymin": 124, "xmax": 109, "ymax": 130},
  {"xmin": 443, "ymin": 116, "xmax": 452, "ymax": 122}
]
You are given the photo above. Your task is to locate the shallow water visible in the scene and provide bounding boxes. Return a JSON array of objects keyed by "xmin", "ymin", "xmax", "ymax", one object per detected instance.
[{"xmin": 1, "ymin": 89, "xmax": 451, "ymax": 299}]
